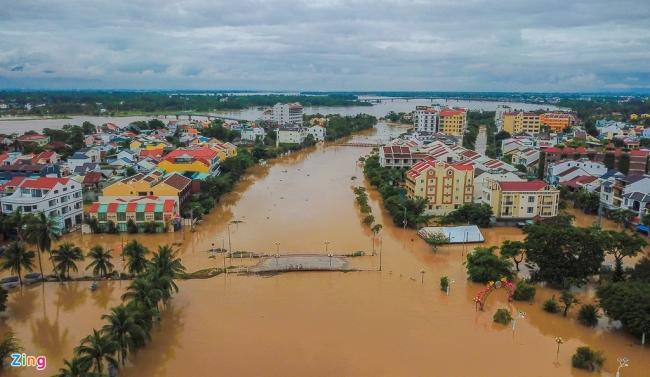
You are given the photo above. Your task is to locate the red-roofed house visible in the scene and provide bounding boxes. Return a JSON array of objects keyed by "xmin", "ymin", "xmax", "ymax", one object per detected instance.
[
  {"xmin": 0, "ymin": 176, "xmax": 83, "ymax": 230},
  {"xmin": 482, "ymin": 178, "xmax": 559, "ymax": 220},
  {"xmin": 158, "ymin": 147, "xmax": 220, "ymax": 175},
  {"xmin": 86, "ymin": 196, "xmax": 179, "ymax": 233},
  {"xmin": 16, "ymin": 133, "xmax": 50, "ymax": 151},
  {"xmin": 405, "ymin": 157, "xmax": 475, "ymax": 215}
]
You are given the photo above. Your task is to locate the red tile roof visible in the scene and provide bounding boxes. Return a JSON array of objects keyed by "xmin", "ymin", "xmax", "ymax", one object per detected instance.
[
  {"xmin": 498, "ymin": 180, "xmax": 549, "ymax": 191},
  {"xmin": 439, "ymin": 108, "xmax": 466, "ymax": 117},
  {"xmin": 0, "ymin": 176, "xmax": 27, "ymax": 191},
  {"xmin": 406, "ymin": 157, "xmax": 473, "ymax": 179},
  {"xmin": 21, "ymin": 177, "xmax": 69, "ymax": 190},
  {"xmin": 82, "ymin": 171, "xmax": 102, "ymax": 184}
]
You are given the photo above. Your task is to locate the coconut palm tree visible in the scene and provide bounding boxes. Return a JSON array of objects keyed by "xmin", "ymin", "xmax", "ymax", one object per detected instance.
[
  {"xmin": 102, "ymin": 305, "xmax": 149, "ymax": 366},
  {"xmin": 1, "ymin": 241, "xmax": 35, "ymax": 286},
  {"xmin": 9, "ymin": 209, "xmax": 28, "ymax": 241},
  {"xmin": 149, "ymin": 245, "xmax": 185, "ymax": 301},
  {"xmin": 0, "ymin": 332, "xmax": 22, "ymax": 371},
  {"xmin": 86, "ymin": 245, "xmax": 115, "ymax": 279},
  {"xmin": 24, "ymin": 212, "xmax": 62, "ymax": 279},
  {"xmin": 122, "ymin": 240, "xmax": 150, "ymax": 275},
  {"xmin": 52, "ymin": 243, "xmax": 85, "ymax": 280},
  {"xmin": 122, "ymin": 277, "xmax": 163, "ymax": 311},
  {"xmin": 75, "ymin": 329, "xmax": 118, "ymax": 375},
  {"xmin": 53, "ymin": 357, "xmax": 95, "ymax": 377}
]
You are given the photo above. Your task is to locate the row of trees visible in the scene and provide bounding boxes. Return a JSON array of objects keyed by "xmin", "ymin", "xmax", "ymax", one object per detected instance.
[
  {"xmin": 363, "ymin": 155, "xmax": 431, "ymax": 228},
  {"xmin": 439, "ymin": 203, "xmax": 493, "ymax": 228},
  {"xmin": 55, "ymin": 244, "xmax": 185, "ymax": 376}
]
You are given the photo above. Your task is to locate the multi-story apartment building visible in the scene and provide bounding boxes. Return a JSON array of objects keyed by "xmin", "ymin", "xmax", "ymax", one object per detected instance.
[
  {"xmin": 438, "ymin": 108, "xmax": 468, "ymax": 137},
  {"xmin": 600, "ymin": 175, "xmax": 650, "ymax": 221},
  {"xmin": 412, "ymin": 106, "xmax": 467, "ymax": 137},
  {"xmin": 481, "ymin": 179, "xmax": 559, "ymax": 220},
  {"xmin": 502, "ymin": 112, "xmax": 541, "ymax": 134},
  {"xmin": 272, "ymin": 103, "xmax": 303, "ymax": 126},
  {"xmin": 413, "ymin": 106, "xmax": 439, "ymax": 133},
  {"xmin": 546, "ymin": 159, "xmax": 607, "ymax": 186},
  {"xmin": 540, "ymin": 112, "xmax": 572, "ymax": 132},
  {"xmin": 495, "ymin": 105, "xmax": 512, "ymax": 131},
  {"xmin": 405, "ymin": 157, "xmax": 474, "ymax": 215},
  {"xmin": 0, "ymin": 177, "xmax": 83, "ymax": 230}
]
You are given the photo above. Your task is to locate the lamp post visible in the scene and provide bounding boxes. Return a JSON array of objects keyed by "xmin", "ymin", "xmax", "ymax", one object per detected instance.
[
  {"xmin": 228, "ymin": 220, "xmax": 244, "ymax": 260},
  {"xmin": 328, "ymin": 253, "xmax": 333, "ymax": 269},
  {"xmin": 402, "ymin": 205, "xmax": 408, "ymax": 230},
  {"xmin": 616, "ymin": 357, "xmax": 629, "ymax": 377},
  {"xmin": 274, "ymin": 254, "xmax": 280, "ymax": 268},
  {"xmin": 420, "ymin": 269, "xmax": 426, "ymax": 284},
  {"xmin": 275, "ymin": 242, "xmax": 280, "ymax": 254},
  {"xmin": 222, "ymin": 239, "xmax": 226, "ymax": 273},
  {"xmin": 379, "ymin": 236, "xmax": 383, "ymax": 272},
  {"xmin": 512, "ymin": 310, "xmax": 526, "ymax": 332},
  {"xmin": 324, "ymin": 241, "xmax": 330, "ymax": 254},
  {"xmin": 446, "ymin": 279, "xmax": 455, "ymax": 296},
  {"xmin": 555, "ymin": 337, "xmax": 564, "ymax": 361}
]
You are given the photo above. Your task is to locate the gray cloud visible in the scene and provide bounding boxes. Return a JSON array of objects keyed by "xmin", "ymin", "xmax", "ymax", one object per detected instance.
[{"xmin": 0, "ymin": 0, "xmax": 649, "ymax": 91}]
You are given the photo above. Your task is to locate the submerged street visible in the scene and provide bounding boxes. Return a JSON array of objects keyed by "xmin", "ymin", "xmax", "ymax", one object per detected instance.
[{"xmin": 1, "ymin": 123, "xmax": 648, "ymax": 377}]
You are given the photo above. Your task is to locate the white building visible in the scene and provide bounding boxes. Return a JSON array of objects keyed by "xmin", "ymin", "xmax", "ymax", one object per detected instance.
[
  {"xmin": 547, "ymin": 159, "xmax": 608, "ymax": 186},
  {"xmin": 240, "ymin": 126, "xmax": 267, "ymax": 142},
  {"xmin": 413, "ymin": 106, "xmax": 439, "ymax": 133},
  {"xmin": 0, "ymin": 177, "xmax": 83, "ymax": 231},
  {"xmin": 306, "ymin": 125, "xmax": 326, "ymax": 141},
  {"xmin": 276, "ymin": 127, "xmax": 305, "ymax": 145},
  {"xmin": 495, "ymin": 105, "xmax": 512, "ymax": 131},
  {"xmin": 272, "ymin": 103, "xmax": 303, "ymax": 126}
]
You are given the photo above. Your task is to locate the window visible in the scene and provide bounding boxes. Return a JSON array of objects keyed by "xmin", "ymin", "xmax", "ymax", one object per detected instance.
[
  {"xmin": 528, "ymin": 196, "xmax": 535, "ymax": 203},
  {"xmin": 117, "ymin": 212, "xmax": 126, "ymax": 221},
  {"xmin": 4, "ymin": 204, "xmax": 12, "ymax": 211},
  {"xmin": 23, "ymin": 206, "xmax": 32, "ymax": 212},
  {"xmin": 527, "ymin": 207, "xmax": 534, "ymax": 214},
  {"xmin": 49, "ymin": 199, "xmax": 57, "ymax": 206},
  {"xmin": 98, "ymin": 213, "xmax": 107, "ymax": 221},
  {"xmin": 154, "ymin": 212, "xmax": 163, "ymax": 221},
  {"xmin": 136, "ymin": 212, "xmax": 144, "ymax": 221}
]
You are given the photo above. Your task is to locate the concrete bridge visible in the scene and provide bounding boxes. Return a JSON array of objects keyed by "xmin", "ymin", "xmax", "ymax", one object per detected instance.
[
  {"xmin": 339, "ymin": 142, "xmax": 383, "ymax": 147},
  {"xmin": 158, "ymin": 112, "xmax": 247, "ymax": 122}
]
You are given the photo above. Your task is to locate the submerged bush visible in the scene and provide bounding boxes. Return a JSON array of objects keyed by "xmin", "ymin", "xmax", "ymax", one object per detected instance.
[
  {"xmin": 571, "ymin": 346, "xmax": 604, "ymax": 372},
  {"xmin": 440, "ymin": 276, "xmax": 449, "ymax": 292},
  {"xmin": 543, "ymin": 297, "xmax": 560, "ymax": 313},
  {"xmin": 513, "ymin": 281, "xmax": 536, "ymax": 301},
  {"xmin": 577, "ymin": 304, "xmax": 600, "ymax": 327},
  {"xmin": 493, "ymin": 308, "xmax": 513, "ymax": 325}
]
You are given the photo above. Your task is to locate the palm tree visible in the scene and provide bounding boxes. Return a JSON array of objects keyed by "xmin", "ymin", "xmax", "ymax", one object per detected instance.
[
  {"xmin": 9, "ymin": 209, "xmax": 28, "ymax": 241},
  {"xmin": 0, "ymin": 332, "xmax": 22, "ymax": 371},
  {"xmin": 122, "ymin": 277, "xmax": 163, "ymax": 311},
  {"xmin": 75, "ymin": 329, "xmax": 118, "ymax": 375},
  {"xmin": 86, "ymin": 245, "xmax": 115, "ymax": 279},
  {"xmin": 149, "ymin": 245, "xmax": 186, "ymax": 302},
  {"xmin": 24, "ymin": 212, "xmax": 62, "ymax": 279},
  {"xmin": 371, "ymin": 224, "xmax": 383, "ymax": 255},
  {"xmin": 52, "ymin": 243, "xmax": 85, "ymax": 280},
  {"xmin": 122, "ymin": 240, "xmax": 150, "ymax": 275},
  {"xmin": 102, "ymin": 305, "xmax": 149, "ymax": 366},
  {"xmin": 1, "ymin": 241, "xmax": 35, "ymax": 285},
  {"xmin": 54, "ymin": 357, "xmax": 94, "ymax": 377}
]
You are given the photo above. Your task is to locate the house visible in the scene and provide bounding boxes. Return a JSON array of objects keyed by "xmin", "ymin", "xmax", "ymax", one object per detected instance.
[
  {"xmin": 81, "ymin": 171, "xmax": 105, "ymax": 201},
  {"xmin": 67, "ymin": 152, "xmax": 92, "ymax": 171},
  {"xmin": 541, "ymin": 147, "xmax": 649, "ymax": 177},
  {"xmin": 307, "ymin": 125, "xmax": 326, "ymax": 141},
  {"xmin": 32, "ymin": 151, "xmax": 59, "ymax": 164},
  {"xmin": 87, "ymin": 196, "xmax": 180, "ymax": 233},
  {"xmin": 240, "ymin": 126, "xmax": 267, "ymax": 142},
  {"xmin": 102, "ymin": 170, "xmax": 192, "ymax": 206},
  {"xmin": 405, "ymin": 157, "xmax": 474, "ymax": 216},
  {"xmin": 276, "ymin": 127, "xmax": 306, "ymax": 146},
  {"xmin": 600, "ymin": 175, "xmax": 650, "ymax": 223},
  {"xmin": 157, "ymin": 148, "xmax": 220, "ymax": 176},
  {"xmin": 15, "ymin": 133, "xmax": 50, "ymax": 150},
  {"xmin": 0, "ymin": 163, "xmax": 60, "ymax": 180},
  {"xmin": 73, "ymin": 162, "xmax": 101, "ymax": 175},
  {"xmin": 481, "ymin": 179, "xmax": 559, "ymax": 220},
  {"xmin": 547, "ymin": 159, "xmax": 608, "ymax": 186},
  {"xmin": 0, "ymin": 177, "xmax": 83, "ymax": 231}
]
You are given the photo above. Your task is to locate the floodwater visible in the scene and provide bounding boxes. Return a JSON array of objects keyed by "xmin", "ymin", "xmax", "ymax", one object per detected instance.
[
  {"xmin": 2, "ymin": 123, "xmax": 649, "ymax": 376},
  {"xmin": 0, "ymin": 97, "xmax": 562, "ymax": 133}
]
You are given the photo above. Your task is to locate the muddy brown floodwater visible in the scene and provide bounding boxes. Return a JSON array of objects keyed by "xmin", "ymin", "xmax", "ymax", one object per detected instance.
[{"xmin": 1, "ymin": 123, "xmax": 649, "ymax": 377}]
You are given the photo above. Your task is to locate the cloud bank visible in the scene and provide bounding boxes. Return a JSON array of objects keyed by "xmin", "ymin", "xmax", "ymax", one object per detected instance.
[{"xmin": 1, "ymin": 0, "xmax": 649, "ymax": 91}]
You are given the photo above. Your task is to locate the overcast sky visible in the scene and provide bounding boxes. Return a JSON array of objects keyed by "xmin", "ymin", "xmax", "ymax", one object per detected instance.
[{"xmin": 1, "ymin": 0, "xmax": 649, "ymax": 92}]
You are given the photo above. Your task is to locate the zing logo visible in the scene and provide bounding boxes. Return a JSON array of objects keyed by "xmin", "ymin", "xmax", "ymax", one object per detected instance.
[{"xmin": 10, "ymin": 353, "xmax": 47, "ymax": 371}]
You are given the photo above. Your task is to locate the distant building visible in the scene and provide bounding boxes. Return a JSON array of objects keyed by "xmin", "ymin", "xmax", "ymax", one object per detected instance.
[
  {"xmin": 272, "ymin": 103, "xmax": 303, "ymax": 126},
  {"xmin": 413, "ymin": 107, "xmax": 439, "ymax": 133},
  {"xmin": 547, "ymin": 159, "xmax": 607, "ymax": 186},
  {"xmin": 541, "ymin": 147, "xmax": 648, "ymax": 177},
  {"xmin": 15, "ymin": 133, "xmax": 50, "ymax": 151},
  {"xmin": 540, "ymin": 112, "xmax": 573, "ymax": 132},
  {"xmin": 405, "ymin": 157, "xmax": 474, "ymax": 215},
  {"xmin": 502, "ymin": 112, "xmax": 541, "ymax": 134},
  {"xmin": 157, "ymin": 148, "xmax": 220, "ymax": 176},
  {"xmin": 0, "ymin": 177, "xmax": 83, "ymax": 230}
]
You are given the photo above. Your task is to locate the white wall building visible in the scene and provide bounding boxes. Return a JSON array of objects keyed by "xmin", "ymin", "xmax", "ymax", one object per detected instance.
[
  {"xmin": 272, "ymin": 103, "xmax": 303, "ymax": 126},
  {"xmin": 0, "ymin": 177, "xmax": 83, "ymax": 231},
  {"xmin": 240, "ymin": 126, "xmax": 267, "ymax": 142},
  {"xmin": 306, "ymin": 125, "xmax": 326, "ymax": 141},
  {"xmin": 547, "ymin": 159, "xmax": 608, "ymax": 186},
  {"xmin": 413, "ymin": 107, "xmax": 439, "ymax": 133}
]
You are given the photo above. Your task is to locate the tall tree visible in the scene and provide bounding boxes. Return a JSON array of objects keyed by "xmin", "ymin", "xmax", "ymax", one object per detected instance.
[
  {"xmin": 86, "ymin": 246, "xmax": 115, "ymax": 279},
  {"xmin": 465, "ymin": 246, "xmax": 513, "ymax": 283},
  {"xmin": 24, "ymin": 212, "xmax": 62, "ymax": 279},
  {"xmin": 1, "ymin": 241, "xmax": 35, "ymax": 285},
  {"xmin": 0, "ymin": 332, "xmax": 22, "ymax": 371},
  {"xmin": 102, "ymin": 305, "xmax": 148, "ymax": 366},
  {"xmin": 53, "ymin": 357, "xmax": 94, "ymax": 377},
  {"xmin": 500, "ymin": 240, "xmax": 525, "ymax": 271},
  {"xmin": 598, "ymin": 281, "xmax": 650, "ymax": 339},
  {"xmin": 52, "ymin": 243, "xmax": 85, "ymax": 279},
  {"xmin": 602, "ymin": 230, "xmax": 647, "ymax": 281},
  {"xmin": 75, "ymin": 329, "xmax": 118, "ymax": 375},
  {"xmin": 122, "ymin": 240, "xmax": 150, "ymax": 275}
]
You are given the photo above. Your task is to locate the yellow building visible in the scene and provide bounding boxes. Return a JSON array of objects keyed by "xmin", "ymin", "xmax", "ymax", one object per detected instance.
[
  {"xmin": 157, "ymin": 147, "xmax": 220, "ymax": 175},
  {"xmin": 540, "ymin": 113, "xmax": 572, "ymax": 132},
  {"xmin": 102, "ymin": 170, "xmax": 192, "ymax": 205},
  {"xmin": 405, "ymin": 158, "xmax": 474, "ymax": 216},
  {"xmin": 130, "ymin": 139, "xmax": 168, "ymax": 151},
  {"xmin": 502, "ymin": 112, "xmax": 541, "ymax": 134},
  {"xmin": 482, "ymin": 179, "xmax": 559, "ymax": 220},
  {"xmin": 438, "ymin": 108, "xmax": 467, "ymax": 137}
]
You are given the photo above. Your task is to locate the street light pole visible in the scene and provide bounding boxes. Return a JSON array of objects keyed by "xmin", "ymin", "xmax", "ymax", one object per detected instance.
[
  {"xmin": 402, "ymin": 205, "xmax": 408, "ymax": 230},
  {"xmin": 324, "ymin": 241, "xmax": 330, "ymax": 254},
  {"xmin": 379, "ymin": 237, "xmax": 382, "ymax": 272},
  {"xmin": 420, "ymin": 269, "xmax": 425, "ymax": 284},
  {"xmin": 555, "ymin": 337, "xmax": 564, "ymax": 361},
  {"xmin": 616, "ymin": 357, "xmax": 629, "ymax": 377},
  {"xmin": 512, "ymin": 310, "xmax": 526, "ymax": 332},
  {"xmin": 328, "ymin": 253, "xmax": 333, "ymax": 269},
  {"xmin": 446, "ymin": 279, "xmax": 455, "ymax": 296}
]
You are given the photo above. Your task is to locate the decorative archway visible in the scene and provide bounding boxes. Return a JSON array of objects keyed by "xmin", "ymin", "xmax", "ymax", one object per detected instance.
[{"xmin": 473, "ymin": 277, "xmax": 516, "ymax": 311}]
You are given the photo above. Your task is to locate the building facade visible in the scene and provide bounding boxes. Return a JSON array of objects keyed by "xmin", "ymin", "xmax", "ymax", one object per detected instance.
[
  {"xmin": 0, "ymin": 177, "xmax": 83, "ymax": 230},
  {"xmin": 87, "ymin": 196, "xmax": 179, "ymax": 233},
  {"xmin": 482, "ymin": 179, "xmax": 559, "ymax": 220},
  {"xmin": 413, "ymin": 106, "xmax": 439, "ymax": 133},
  {"xmin": 272, "ymin": 103, "xmax": 303, "ymax": 126},
  {"xmin": 502, "ymin": 112, "xmax": 541, "ymax": 134},
  {"xmin": 405, "ymin": 158, "xmax": 474, "ymax": 215}
]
